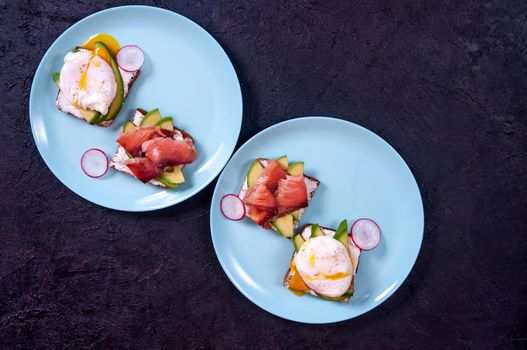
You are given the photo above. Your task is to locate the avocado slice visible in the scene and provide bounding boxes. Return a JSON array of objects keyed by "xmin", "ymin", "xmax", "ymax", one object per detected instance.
[
  {"xmin": 271, "ymin": 214, "xmax": 294, "ymax": 238},
  {"xmin": 94, "ymin": 41, "xmax": 124, "ymax": 122},
  {"xmin": 122, "ymin": 120, "xmax": 136, "ymax": 132},
  {"xmin": 310, "ymin": 223, "xmax": 324, "ymax": 238},
  {"xmin": 287, "ymin": 162, "xmax": 304, "ymax": 176},
  {"xmin": 246, "ymin": 160, "xmax": 264, "ymax": 187},
  {"xmin": 293, "ymin": 234, "xmax": 306, "ymax": 252},
  {"xmin": 52, "ymin": 72, "xmax": 60, "ymax": 87},
  {"xmin": 333, "ymin": 219, "xmax": 351, "ymax": 254},
  {"xmin": 155, "ymin": 116, "xmax": 174, "ymax": 131},
  {"xmin": 141, "ymin": 108, "xmax": 161, "ymax": 126},
  {"xmin": 276, "ymin": 155, "xmax": 288, "ymax": 169},
  {"xmin": 155, "ymin": 177, "xmax": 180, "ymax": 189},
  {"xmin": 156, "ymin": 166, "xmax": 185, "ymax": 188},
  {"xmin": 333, "ymin": 220, "xmax": 348, "ymax": 241},
  {"xmin": 318, "ymin": 292, "xmax": 352, "ymax": 302},
  {"xmin": 291, "ymin": 210, "xmax": 300, "ymax": 223},
  {"xmin": 81, "ymin": 109, "xmax": 103, "ymax": 124},
  {"xmin": 336, "ymin": 232, "xmax": 350, "ymax": 251}
]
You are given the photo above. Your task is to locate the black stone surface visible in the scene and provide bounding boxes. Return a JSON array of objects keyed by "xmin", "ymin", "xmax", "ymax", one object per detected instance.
[{"xmin": 1, "ymin": 0, "xmax": 526, "ymax": 348}]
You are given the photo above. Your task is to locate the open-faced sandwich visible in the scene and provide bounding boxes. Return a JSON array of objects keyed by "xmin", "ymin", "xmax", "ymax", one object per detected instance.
[
  {"xmin": 52, "ymin": 33, "xmax": 144, "ymax": 126},
  {"xmin": 237, "ymin": 157, "xmax": 320, "ymax": 237},
  {"xmin": 284, "ymin": 220, "xmax": 361, "ymax": 302},
  {"xmin": 110, "ymin": 108, "xmax": 197, "ymax": 188}
]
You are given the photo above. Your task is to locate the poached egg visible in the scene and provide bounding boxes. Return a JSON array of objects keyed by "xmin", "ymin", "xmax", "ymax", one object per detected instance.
[
  {"xmin": 59, "ymin": 49, "xmax": 116, "ymax": 115},
  {"xmin": 295, "ymin": 235, "xmax": 353, "ymax": 298}
]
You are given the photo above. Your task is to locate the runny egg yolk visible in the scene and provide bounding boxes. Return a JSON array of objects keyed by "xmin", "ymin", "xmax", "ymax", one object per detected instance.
[
  {"xmin": 78, "ymin": 52, "xmax": 103, "ymax": 94},
  {"xmin": 59, "ymin": 49, "xmax": 117, "ymax": 115},
  {"xmin": 74, "ymin": 53, "xmax": 95, "ymax": 106},
  {"xmin": 94, "ymin": 45, "xmax": 111, "ymax": 64},
  {"xmin": 303, "ymin": 271, "xmax": 351, "ymax": 281},
  {"xmin": 288, "ymin": 259, "xmax": 309, "ymax": 294},
  {"xmin": 78, "ymin": 58, "xmax": 92, "ymax": 90}
]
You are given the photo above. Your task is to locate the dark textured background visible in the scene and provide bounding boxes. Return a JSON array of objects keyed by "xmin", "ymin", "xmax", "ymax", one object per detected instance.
[{"xmin": 1, "ymin": 0, "xmax": 526, "ymax": 348}]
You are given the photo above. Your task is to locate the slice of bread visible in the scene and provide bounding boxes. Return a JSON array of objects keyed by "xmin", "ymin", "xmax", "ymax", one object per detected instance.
[
  {"xmin": 283, "ymin": 224, "xmax": 361, "ymax": 303},
  {"xmin": 238, "ymin": 158, "xmax": 320, "ymax": 232},
  {"xmin": 55, "ymin": 67, "xmax": 140, "ymax": 127},
  {"xmin": 109, "ymin": 108, "xmax": 194, "ymax": 188}
]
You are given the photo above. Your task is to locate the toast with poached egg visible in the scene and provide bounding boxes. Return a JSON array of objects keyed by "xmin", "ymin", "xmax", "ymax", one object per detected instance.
[
  {"xmin": 52, "ymin": 34, "xmax": 141, "ymax": 127},
  {"xmin": 284, "ymin": 221, "xmax": 361, "ymax": 302}
]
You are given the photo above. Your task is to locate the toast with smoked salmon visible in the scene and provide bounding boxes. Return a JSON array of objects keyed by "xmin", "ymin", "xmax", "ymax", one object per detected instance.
[
  {"xmin": 110, "ymin": 108, "xmax": 197, "ymax": 188},
  {"xmin": 238, "ymin": 157, "xmax": 320, "ymax": 237}
]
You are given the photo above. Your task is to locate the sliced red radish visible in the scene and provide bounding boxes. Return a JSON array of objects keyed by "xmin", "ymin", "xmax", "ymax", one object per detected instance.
[
  {"xmin": 220, "ymin": 194, "xmax": 246, "ymax": 221},
  {"xmin": 81, "ymin": 148, "xmax": 108, "ymax": 178},
  {"xmin": 116, "ymin": 45, "xmax": 144, "ymax": 72},
  {"xmin": 351, "ymin": 218, "xmax": 381, "ymax": 251}
]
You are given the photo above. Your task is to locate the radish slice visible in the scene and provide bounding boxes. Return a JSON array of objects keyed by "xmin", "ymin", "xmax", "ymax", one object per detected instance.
[
  {"xmin": 351, "ymin": 218, "xmax": 381, "ymax": 250},
  {"xmin": 116, "ymin": 45, "xmax": 144, "ymax": 72},
  {"xmin": 220, "ymin": 194, "xmax": 246, "ymax": 221},
  {"xmin": 81, "ymin": 148, "xmax": 108, "ymax": 178}
]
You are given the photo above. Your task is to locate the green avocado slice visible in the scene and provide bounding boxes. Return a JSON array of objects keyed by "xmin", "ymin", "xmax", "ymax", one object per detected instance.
[
  {"xmin": 293, "ymin": 234, "xmax": 306, "ymax": 252},
  {"xmin": 140, "ymin": 108, "xmax": 161, "ymax": 126},
  {"xmin": 122, "ymin": 120, "xmax": 136, "ymax": 132},
  {"xmin": 271, "ymin": 214, "xmax": 294, "ymax": 238},
  {"xmin": 155, "ymin": 117, "xmax": 174, "ymax": 131},
  {"xmin": 95, "ymin": 41, "xmax": 124, "ymax": 122},
  {"xmin": 310, "ymin": 224, "xmax": 324, "ymax": 238},
  {"xmin": 246, "ymin": 160, "xmax": 264, "ymax": 187}
]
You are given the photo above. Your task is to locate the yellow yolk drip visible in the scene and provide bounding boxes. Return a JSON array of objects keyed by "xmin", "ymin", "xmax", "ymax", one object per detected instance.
[
  {"xmin": 288, "ymin": 260, "xmax": 308, "ymax": 295},
  {"xmin": 322, "ymin": 271, "xmax": 351, "ymax": 280},
  {"xmin": 303, "ymin": 271, "xmax": 351, "ymax": 282},
  {"xmin": 79, "ymin": 62, "xmax": 91, "ymax": 90},
  {"xmin": 309, "ymin": 253, "xmax": 315, "ymax": 268},
  {"xmin": 94, "ymin": 45, "xmax": 111, "ymax": 64},
  {"xmin": 75, "ymin": 52, "xmax": 95, "ymax": 107}
]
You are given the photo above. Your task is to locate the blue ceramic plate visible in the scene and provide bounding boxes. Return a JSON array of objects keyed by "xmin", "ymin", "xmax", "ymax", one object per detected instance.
[
  {"xmin": 210, "ymin": 117, "xmax": 424, "ymax": 323},
  {"xmin": 30, "ymin": 6, "xmax": 242, "ymax": 211}
]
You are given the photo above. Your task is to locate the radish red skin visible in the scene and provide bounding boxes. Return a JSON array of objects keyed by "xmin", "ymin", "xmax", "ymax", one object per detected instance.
[
  {"xmin": 81, "ymin": 148, "xmax": 108, "ymax": 178},
  {"xmin": 220, "ymin": 194, "xmax": 246, "ymax": 221},
  {"xmin": 351, "ymin": 218, "xmax": 381, "ymax": 251}
]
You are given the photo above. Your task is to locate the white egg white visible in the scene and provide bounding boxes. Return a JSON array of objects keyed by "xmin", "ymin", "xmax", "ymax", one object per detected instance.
[
  {"xmin": 295, "ymin": 235, "xmax": 353, "ymax": 298},
  {"xmin": 59, "ymin": 49, "xmax": 116, "ymax": 115}
]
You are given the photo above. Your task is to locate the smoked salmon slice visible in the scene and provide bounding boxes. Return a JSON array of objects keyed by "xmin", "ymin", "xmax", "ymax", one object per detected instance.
[
  {"xmin": 243, "ymin": 183, "xmax": 276, "ymax": 213},
  {"xmin": 275, "ymin": 175, "xmax": 308, "ymax": 214},
  {"xmin": 123, "ymin": 157, "xmax": 160, "ymax": 183},
  {"xmin": 243, "ymin": 160, "xmax": 287, "ymax": 225},
  {"xmin": 247, "ymin": 205, "xmax": 274, "ymax": 227},
  {"xmin": 117, "ymin": 126, "xmax": 158, "ymax": 157},
  {"xmin": 142, "ymin": 137, "xmax": 197, "ymax": 168},
  {"xmin": 250, "ymin": 160, "xmax": 287, "ymax": 193}
]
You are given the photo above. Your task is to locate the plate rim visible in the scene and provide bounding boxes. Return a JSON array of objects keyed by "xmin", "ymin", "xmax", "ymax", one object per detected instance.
[
  {"xmin": 29, "ymin": 5, "xmax": 243, "ymax": 212},
  {"xmin": 209, "ymin": 116, "xmax": 424, "ymax": 324}
]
